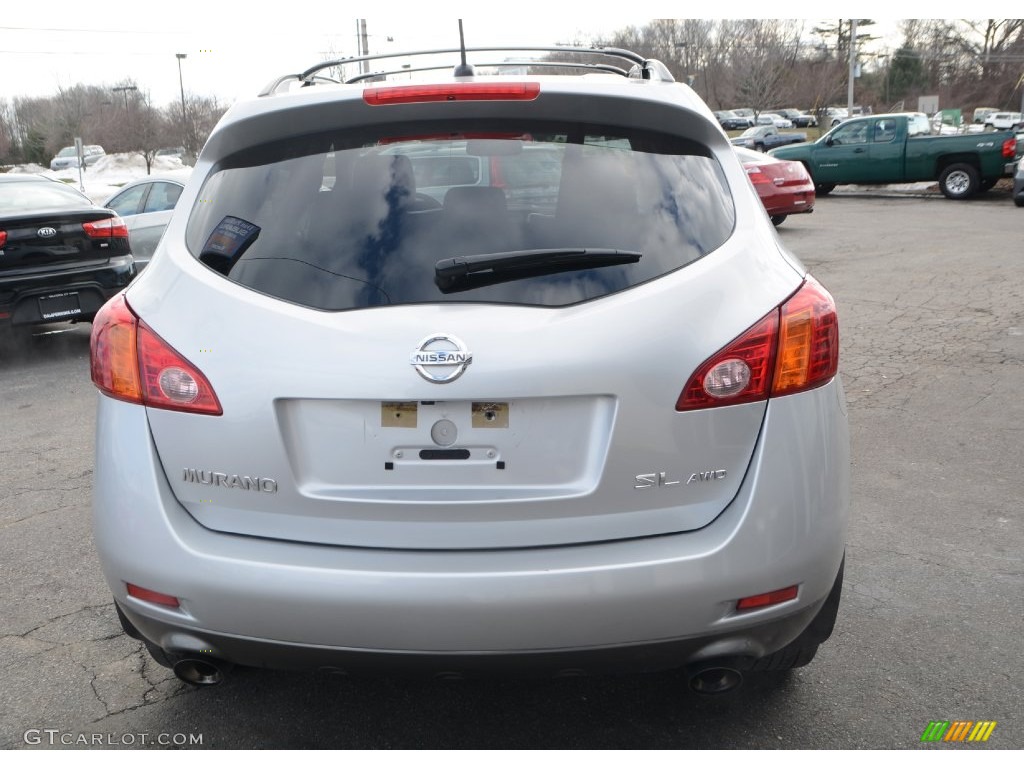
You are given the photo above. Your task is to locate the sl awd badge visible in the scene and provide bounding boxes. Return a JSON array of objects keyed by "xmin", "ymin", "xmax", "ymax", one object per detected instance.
[
  {"xmin": 410, "ymin": 334, "xmax": 472, "ymax": 383},
  {"xmin": 635, "ymin": 469, "xmax": 727, "ymax": 489}
]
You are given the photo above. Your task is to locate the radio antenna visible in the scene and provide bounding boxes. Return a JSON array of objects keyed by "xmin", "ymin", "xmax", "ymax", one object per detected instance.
[{"xmin": 453, "ymin": 20, "xmax": 476, "ymax": 77}]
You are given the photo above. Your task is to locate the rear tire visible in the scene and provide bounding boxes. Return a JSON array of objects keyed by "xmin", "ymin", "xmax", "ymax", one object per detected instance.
[
  {"xmin": 746, "ymin": 556, "xmax": 844, "ymax": 673},
  {"xmin": 770, "ymin": 215, "xmax": 788, "ymax": 226},
  {"xmin": 815, "ymin": 183, "xmax": 835, "ymax": 196},
  {"xmin": 938, "ymin": 163, "xmax": 979, "ymax": 200}
]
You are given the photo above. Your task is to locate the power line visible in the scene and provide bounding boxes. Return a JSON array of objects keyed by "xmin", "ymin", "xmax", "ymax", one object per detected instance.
[
  {"xmin": 0, "ymin": 25, "xmax": 174, "ymax": 34},
  {"xmin": 0, "ymin": 50, "xmax": 165, "ymax": 56}
]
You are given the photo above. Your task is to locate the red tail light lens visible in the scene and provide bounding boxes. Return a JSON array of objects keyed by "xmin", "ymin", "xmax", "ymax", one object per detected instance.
[
  {"xmin": 677, "ymin": 276, "xmax": 839, "ymax": 411},
  {"xmin": 0, "ymin": 230, "xmax": 7, "ymax": 248},
  {"xmin": 83, "ymin": 216, "xmax": 129, "ymax": 239},
  {"xmin": 744, "ymin": 165, "xmax": 773, "ymax": 186},
  {"xmin": 364, "ymin": 82, "xmax": 540, "ymax": 106},
  {"xmin": 90, "ymin": 294, "xmax": 222, "ymax": 415},
  {"xmin": 676, "ymin": 313, "xmax": 778, "ymax": 411},
  {"xmin": 1002, "ymin": 137, "xmax": 1017, "ymax": 159}
]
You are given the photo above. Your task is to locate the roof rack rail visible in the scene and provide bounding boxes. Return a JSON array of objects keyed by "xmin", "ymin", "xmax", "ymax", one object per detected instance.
[{"xmin": 259, "ymin": 46, "xmax": 674, "ymax": 97}]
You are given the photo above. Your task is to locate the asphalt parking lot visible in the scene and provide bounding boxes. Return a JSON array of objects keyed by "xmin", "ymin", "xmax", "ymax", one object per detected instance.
[{"xmin": 2, "ymin": 190, "xmax": 1022, "ymax": 750}]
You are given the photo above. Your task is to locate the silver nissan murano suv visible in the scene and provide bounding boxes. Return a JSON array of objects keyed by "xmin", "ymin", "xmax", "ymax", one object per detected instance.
[{"xmin": 90, "ymin": 44, "xmax": 849, "ymax": 693}]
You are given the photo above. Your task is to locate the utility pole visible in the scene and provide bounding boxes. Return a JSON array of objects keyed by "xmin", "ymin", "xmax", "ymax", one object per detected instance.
[
  {"xmin": 112, "ymin": 84, "xmax": 137, "ymax": 112},
  {"xmin": 176, "ymin": 54, "xmax": 188, "ymax": 152},
  {"xmin": 357, "ymin": 19, "xmax": 369, "ymax": 75},
  {"xmin": 847, "ymin": 19, "xmax": 857, "ymax": 113}
]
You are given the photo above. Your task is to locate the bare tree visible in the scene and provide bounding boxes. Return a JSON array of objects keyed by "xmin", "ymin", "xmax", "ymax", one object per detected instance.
[{"xmin": 725, "ymin": 19, "xmax": 803, "ymax": 116}]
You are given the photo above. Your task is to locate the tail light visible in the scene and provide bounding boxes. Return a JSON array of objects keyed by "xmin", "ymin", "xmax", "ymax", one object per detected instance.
[
  {"xmin": 90, "ymin": 294, "xmax": 222, "ymax": 415},
  {"xmin": 364, "ymin": 82, "xmax": 540, "ymax": 106},
  {"xmin": 744, "ymin": 165, "xmax": 774, "ymax": 187},
  {"xmin": 1002, "ymin": 137, "xmax": 1017, "ymax": 159},
  {"xmin": 677, "ymin": 276, "xmax": 838, "ymax": 411},
  {"xmin": 83, "ymin": 216, "xmax": 129, "ymax": 239},
  {"xmin": 0, "ymin": 230, "xmax": 6, "ymax": 248}
]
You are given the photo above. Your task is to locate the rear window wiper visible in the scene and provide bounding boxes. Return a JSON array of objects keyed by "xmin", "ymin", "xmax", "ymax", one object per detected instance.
[{"xmin": 434, "ymin": 248, "xmax": 642, "ymax": 293}]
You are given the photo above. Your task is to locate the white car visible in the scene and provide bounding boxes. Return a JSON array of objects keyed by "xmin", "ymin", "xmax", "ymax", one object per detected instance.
[
  {"xmin": 90, "ymin": 44, "xmax": 849, "ymax": 693},
  {"xmin": 757, "ymin": 113, "xmax": 794, "ymax": 129},
  {"xmin": 987, "ymin": 112, "xmax": 1023, "ymax": 130}
]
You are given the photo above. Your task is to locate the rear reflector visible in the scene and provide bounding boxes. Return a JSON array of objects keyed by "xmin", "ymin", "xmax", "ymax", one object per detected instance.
[
  {"xmin": 126, "ymin": 583, "xmax": 181, "ymax": 608},
  {"xmin": 364, "ymin": 82, "xmax": 540, "ymax": 106},
  {"xmin": 82, "ymin": 216, "xmax": 129, "ymax": 239},
  {"xmin": 736, "ymin": 585, "xmax": 799, "ymax": 611}
]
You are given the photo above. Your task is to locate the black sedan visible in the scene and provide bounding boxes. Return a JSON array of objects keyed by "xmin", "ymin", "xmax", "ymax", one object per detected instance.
[
  {"xmin": 714, "ymin": 110, "xmax": 754, "ymax": 130},
  {"xmin": 0, "ymin": 175, "xmax": 136, "ymax": 329}
]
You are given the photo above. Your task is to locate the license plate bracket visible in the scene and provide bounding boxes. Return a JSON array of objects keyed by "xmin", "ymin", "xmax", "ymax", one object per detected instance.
[{"xmin": 38, "ymin": 291, "xmax": 82, "ymax": 320}]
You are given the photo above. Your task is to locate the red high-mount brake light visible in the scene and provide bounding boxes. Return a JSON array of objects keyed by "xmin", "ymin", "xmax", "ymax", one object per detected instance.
[
  {"xmin": 676, "ymin": 276, "xmax": 839, "ymax": 411},
  {"xmin": 377, "ymin": 132, "xmax": 530, "ymax": 144},
  {"xmin": 82, "ymin": 216, "xmax": 129, "ymax": 239},
  {"xmin": 90, "ymin": 294, "xmax": 222, "ymax": 415},
  {"xmin": 363, "ymin": 82, "xmax": 540, "ymax": 106}
]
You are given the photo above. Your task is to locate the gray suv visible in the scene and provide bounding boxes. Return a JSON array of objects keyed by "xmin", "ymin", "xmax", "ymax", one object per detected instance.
[{"xmin": 90, "ymin": 45, "xmax": 849, "ymax": 693}]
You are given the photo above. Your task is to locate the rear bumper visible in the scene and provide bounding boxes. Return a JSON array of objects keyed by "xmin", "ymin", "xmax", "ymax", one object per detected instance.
[
  {"xmin": 92, "ymin": 378, "xmax": 849, "ymax": 669},
  {"xmin": 0, "ymin": 256, "xmax": 135, "ymax": 325}
]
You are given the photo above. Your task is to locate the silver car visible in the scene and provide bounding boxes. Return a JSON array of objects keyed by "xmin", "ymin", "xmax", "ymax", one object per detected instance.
[
  {"xmin": 103, "ymin": 176, "xmax": 187, "ymax": 270},
  {"xmin": 49, "ymin": 144, "xmax": 105, "ymax": 171},
  {"xmin": 90, "ymin": 45, "xmax": 849, "ymax": 693}
]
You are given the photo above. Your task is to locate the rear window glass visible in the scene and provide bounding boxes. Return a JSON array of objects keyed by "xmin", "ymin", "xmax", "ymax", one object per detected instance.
[
  {"xmin": 186, "ymin": 120, "xmax": 735, "ymax": 310},
  {"xmin": 0, "ymin": 180, "xmax": 92, "ymax": 211}
]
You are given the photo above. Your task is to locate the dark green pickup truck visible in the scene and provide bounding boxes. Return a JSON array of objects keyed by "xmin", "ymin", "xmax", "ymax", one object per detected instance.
[{"xmin": 770, "ymin": 112, "xmax": 1020, "ymax": 199}]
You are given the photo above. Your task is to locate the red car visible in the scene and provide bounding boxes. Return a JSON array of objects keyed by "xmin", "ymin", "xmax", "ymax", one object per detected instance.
[{"xmin": 734, "ymin": 147, "xmax": 815, "ymax": 227}]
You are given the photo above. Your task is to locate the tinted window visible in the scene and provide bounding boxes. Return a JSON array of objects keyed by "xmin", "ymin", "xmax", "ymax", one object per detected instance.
[
  {"xmin": 873, "ymin": 119, "xmax": 897, "ymax": 143},
  {"xmin": 831, "ymin": 122, "xmax": 869, "ymax": 145},
  {"xmin": 107, "ymin": 184, "xmax": 148, "ymax": 216},
  {"xmin": 143, "ymin": 182, "xmax": 182, "ymax": 213},
  {"xmin": 186, "ymin": 121, "xmax": 735, "ymax": 311}
]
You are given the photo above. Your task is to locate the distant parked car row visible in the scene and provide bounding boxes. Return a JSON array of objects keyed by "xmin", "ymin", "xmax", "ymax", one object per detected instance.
[{"xmin": 715, "ymin": 109, "xmax": 817, "ymax": 131}]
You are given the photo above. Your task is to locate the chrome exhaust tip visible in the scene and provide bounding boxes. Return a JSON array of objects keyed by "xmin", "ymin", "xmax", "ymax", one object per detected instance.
[{"xmin": 173, "ymin": 657, "xmax": 228, "ymax": 686}]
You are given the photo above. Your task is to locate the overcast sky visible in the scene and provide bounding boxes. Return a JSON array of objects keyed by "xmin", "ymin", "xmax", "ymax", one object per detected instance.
[{"xmin": 2, "ymin": 4, "xmax": 998, "ymax": 110}]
